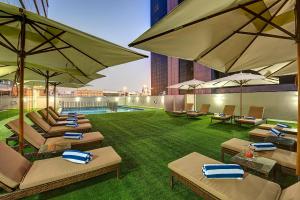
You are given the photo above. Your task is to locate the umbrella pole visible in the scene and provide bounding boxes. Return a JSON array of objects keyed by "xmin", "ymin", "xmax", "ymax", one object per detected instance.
[
  {"xmin": 54, "ymin": 84, "xmax": 57, "ymax": 111},
  {"xmin": 296, "ymin": 0, "xmax": 300, "ymax": 176},
  {"xmin": 46, "ymin": 72, "xmax": 49, "ymax": 122},
  {"xmin": 240, "ymin": 83, "xmax": 243, "ymax": 117},
  {"xmin": 194, "ymin": 88, "xmax": 196, "ymax": 111},
  {"xmin": 18, "ymin": 10, "xmax": 26, "ymax": 154}
]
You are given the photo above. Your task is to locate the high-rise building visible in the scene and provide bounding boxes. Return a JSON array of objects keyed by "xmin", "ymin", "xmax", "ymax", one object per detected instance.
[
  {"xmin": 0, "ymin": 0, "xmax": 48, "ymax": 17},
  {"xmin": 150, "ymin": 0, "xmax": 296, "ymax": 96}
]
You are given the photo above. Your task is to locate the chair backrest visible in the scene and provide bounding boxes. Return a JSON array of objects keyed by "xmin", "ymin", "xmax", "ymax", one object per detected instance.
[
  {"xmin": 280, "ymin": 181, "xmax": 300, "ymax": 200},
  {"xmin": 38, "ymin": 109, "xmax": 57, "ymax": 126},
  {"xmin": 49, "ymin": 106, "xmax": 61, "ymax": 116},
  {"xmin": 223, "ymin": 105, "xmax": 235, "ymax": 116},
  {"xmin": 6, "ymin": 119, "xmax": 46, "ymax": 149},
  {"xmin": 0, "ymin": 142, "xmax": 31, "ymax": 189},
  {"xmin": 26, "ymin": 112, "xmax": 51, "ymax": 132},
  {"xmin": 248, "ymin": 106, "xmax": 264, "ymax": 119},
  {"xmin": 186, "ymin": 103, "xmax": 194, "ymax": 111},
  {"xmin": 47, "ymin": 107, "xmax": 60, "ymax": 120},
  {"xmin": 199, "ymin": 104, "xmax": 210, "ymax": 113}
]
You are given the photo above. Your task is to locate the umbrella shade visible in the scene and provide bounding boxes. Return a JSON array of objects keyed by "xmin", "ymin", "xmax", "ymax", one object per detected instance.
[
  {"xmin": 253, "ymin": 60, "xmax": 296, "ymax": 77},
  {"xmin": 129, "ymin": 0, "xmax": 295, "ymax": 73},
  {"xmin": 0, "ymin": 3, "xmax": 147, "ymax": 75},
  {"xmin": 24, "ymin": 80, "xmax": 90, "ymax": 88},
  {"xmin": 168, "ymin": 79, "xmax": 206, "ymax": 111}
]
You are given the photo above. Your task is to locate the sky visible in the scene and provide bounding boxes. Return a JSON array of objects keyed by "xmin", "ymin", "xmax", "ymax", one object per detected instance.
[{"xmin": 49, "ymin": 0, "xmax": 150, "ymax": 92}]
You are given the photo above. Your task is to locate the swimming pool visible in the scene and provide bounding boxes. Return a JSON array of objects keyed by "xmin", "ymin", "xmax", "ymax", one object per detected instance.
[{"xmin": 60, "ymin": 106, "xmax": 144, "ymax": 115}]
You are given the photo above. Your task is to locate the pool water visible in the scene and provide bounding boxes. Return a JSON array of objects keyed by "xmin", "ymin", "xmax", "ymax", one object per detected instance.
[{"xmin": 61, "ymin": 106, "xmax": 144, "ymax": 115}]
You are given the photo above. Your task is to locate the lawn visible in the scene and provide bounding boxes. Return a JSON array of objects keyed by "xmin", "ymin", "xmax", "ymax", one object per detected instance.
[{"xmin": 0, "ymin": 109, "xmax": 297, "ymax": 200}]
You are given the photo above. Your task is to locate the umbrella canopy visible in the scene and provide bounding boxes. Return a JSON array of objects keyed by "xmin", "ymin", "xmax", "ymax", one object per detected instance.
[
  {"xmin": 129, "ymin": 0, "xmax": 295, "ymax": 73},
  {"xmin": 204, "ymin": 72, "xmax": 279, "ymax": 116},
  {"xmin": 168, "ymin": 79, "xmax": 206, "ymax": 111},
  {"xmin": 0, "ymin": 2, "xmax": 147, "ymax": 75},
  {"xmin": 253, "ymin": 60, "xmax": 296, "ymax": 77}
]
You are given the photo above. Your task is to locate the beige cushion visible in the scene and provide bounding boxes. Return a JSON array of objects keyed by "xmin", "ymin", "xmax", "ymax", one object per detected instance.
[
  {"xmin": 211, "ymin": 114, "xmax": 232, "ymax": 120},
  {"xmin": 236, "ymin": 118, "xmax": 264, "ymax": 125},
  {"xmin": 49, "ymin": 123, "xmax": 92, "ymax": 134},
  {"xmin": 279, "ymin": 182, "xmax": 300, "ymax": 200},
  {"xmin": 223, "ymin": 105, "xmax": 235, "ymax": 115},
  {"xmin": 249, "ymin": 129, "xmax": 297, "ymax": 141},
  {"xmin": 45, "ymin": 132, "xmax": 104, "ymax": 146},
  {"xmin": 38, "ymin": 109, "xmax": 57, "ymax": 126},
  {"xmin": 0, "ymin": 143, "xmax": 31, "ymax": 189},
  {"xmin": 48, "ymin": 107, "xmax": 86, "ymax": 120},
  {"xmin": 6, "ymin": 119, "xmax": 46, "ymax": 149},
  {"xmin": 258, "ymin": 124, "xmax": 297, "ymax": 135},
  {"xmin": 168, "ymin": 152, "xmax": 281, "ymax": 200},
  {"xmin": 20, "ymin": 146, "xmax": 121, "ymax": 189},
  {"xmin": 27, "ymin": 112, "xmax": 51, "ymax": 132},
  {"xmin": 248, "ymin": 106, "xmax": 264, "ymax": 119},
  {"xmin": 40, "ymin": 109, "xmax": 89, "ymax": 125},
  {"xmin": 221, "ymin": 138, "xmax": 296, "ymax": 170}
]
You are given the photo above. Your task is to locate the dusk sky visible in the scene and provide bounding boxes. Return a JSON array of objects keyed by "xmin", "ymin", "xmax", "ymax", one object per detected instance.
[{"xmin": 49, "ymin": 0, "xmax": 151, "ymax": 92}]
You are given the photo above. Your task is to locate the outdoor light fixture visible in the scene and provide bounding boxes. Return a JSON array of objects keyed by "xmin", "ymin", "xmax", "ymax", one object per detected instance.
[
  {"xmin": 214, "ymin": 94, "xmax": 224, "ymax": 106},
  {"xmin": 136, "ymin": 97, "xmax": 139, "ymax": 102},
  {"xmin": 115, "ymin": 97, "xmax": 119, "ymax": 102},
  {"xmin": 75, "ymin": 97, "xmax": 80, "ymax": 102},
  {"xmin": 146, "ymin": 96, "xmax": 150, "ymax": 103},
  {"xmin": 96, "ymin": 97, "xmax": 101, "ymax": 102},
  {"xmin": 161, "ymin": 96, "xmax": 164, "ymax": 104}
]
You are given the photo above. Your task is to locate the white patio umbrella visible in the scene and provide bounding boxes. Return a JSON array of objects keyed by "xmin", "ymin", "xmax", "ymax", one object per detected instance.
[
  {"xmin": 204, "ymin": 72, "xmax": 279, "ymax": 117},
  {"xmin": 253, "ymin": 60, "xmax": 296, "ymax": 77},
  {"xmin": 168, "ymin": 79, "xmax": 206, "ymax": 111},
  {"xmin": 0, "ymin": 3, "xmax": 146, "ymax": 153},
  {"xmin": 129, "ymin": 0, "xmax": 300, "ymax": 175}
]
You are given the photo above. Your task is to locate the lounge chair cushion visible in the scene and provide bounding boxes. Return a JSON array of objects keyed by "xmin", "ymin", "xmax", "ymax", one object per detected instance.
[
  {"xmin": 211, "ymin": 115, "xmax": 232, "ymax": 120},
  {"xmin": 49, "ymin": 123, "xmax": 92, "ymax": 134},
  {"xmin": 45, "ymin": 132, "xmax": 104, "ymax": 146},
  {"xmin": 168, "ymin": 152, "xmax": 281, "ymax": 200},
  {"xmin": 27, "ymin": 112, "xmax": 51, "ymax": 132},
  {"xmin": 279, "ymin": 182, "xmax": 300, "ymax": 200},
  {"xmin": 40, "ymin": 109, "xmax": 90, "ymax": 125},
  {"xmin": 249, "ymin": 129, "xmax": 296, "ymax": 141},
  {"xmin": 221, "ymin": 138, "xmax": 296, "ymax": 170},
  {"xmin": 20, "ymin": 146, "xmax": 121, "ymax": 189},
  {"xmin": 0, "ymin": 143, "xmax": 31, "ymax": 189},
  {"xmin": 258, "ymin": 124, "xmax": 297, "ymax": 135},
  {"xmin": 236, "ymin": 118, "xmax": 264, "ymax": 125},
  {"xmin": 7, "ymin": 119, "xmax": 46, "ymax": 149}
]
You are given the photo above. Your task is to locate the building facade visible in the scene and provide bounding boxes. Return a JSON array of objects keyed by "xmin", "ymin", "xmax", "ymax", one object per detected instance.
[
  {"xmin": 150, "ymin": 0, "xmax": 296, "ymax": 96},
  {"xmin": 0, "ymin": 0, "xmax": 48, "ymax": 17}
]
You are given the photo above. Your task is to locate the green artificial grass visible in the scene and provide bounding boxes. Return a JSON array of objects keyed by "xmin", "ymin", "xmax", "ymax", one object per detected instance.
[{"xmin": 0, "ymin": 109, "xmax": 297, "ymax": 199}]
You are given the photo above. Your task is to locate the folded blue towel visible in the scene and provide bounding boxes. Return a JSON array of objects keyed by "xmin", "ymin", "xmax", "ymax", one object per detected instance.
[
  {"xmin": 277, "ymin": 123, "xmax": 289, "ymax": 128},
  {"xmin": 64, "ymin": 132, "xmax": 83, "ymax": 140},
  {"xmin": 219, "ymin": 113, "xmax": 225, "ymax": 117},
  {"xmin": 62, "ymin": 150, "xmax": 93, "ymax": 164},
  {"xmin": 245, "ymin": 116, "xmax": 256, "ymax": 120},
  {"xmin": 250, "ymin": 142, "xmax": 277, "ymax": 151},
  {"xmin": 270, "ymin": 128, "xmax": 283, "ymax": 137},
  {"xmin": 202, "ymin": 164, "xmax": 244, "ymax": 179},
  {"xmin": 66, "ymin": 122, "xmax": 79, "ymax": 127},
  {"xmin": 67, "ymin": 117, "xmax": 78, "ymax": 121}
]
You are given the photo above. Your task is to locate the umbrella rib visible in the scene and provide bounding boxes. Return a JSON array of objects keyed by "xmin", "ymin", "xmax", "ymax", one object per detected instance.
[
  {"xmin": 0, "ymin": 18, "xmax": 18, "ymax": 26},
  {"xmin": 266, "ymin": 60, "xmax": 296, "ymax": 77},
  {"xmin": 129, "ymin": 0, "xmax": 262, "ymax": 47},
  {"xmin": 27, "ymin": 45, "xmax": 71, "ymax": 56},
  {"xmin": 241, "ymin": 5, "xmax": 295, "ymax": 38},
  {"xmin": 236, "ymin": 31, "xmax": 294, "ymax": 40},
  {"xmin": 225, "ymin": 0, "xmax": 289, "ymax": 73},
  {"xmin": 68, "ymin": 73, "xmax": 85, "ymax": 84},
  {"xmin": 194, "ymin": 0, "xmax": 281, "ymax": 61},
  {"xmin": 0, "ymin": 39, "xmax": 16, "ymax": 53},
  {"xmin": 31, "ymin": 21, "xmax": 109, "ymax": 68},
  {"xmin": 256, "ymin": 64, "xmax": 275, "ymax": 72},
  {"xmin": 0, "ymin": 32, "xmax": 17, "ymax": 52},
  {"xmin": 29, "ymin": 22, "xmax": 88, "ymax": 77},
  {"xmin": 27, "ymin": 30, "xmax": 66, "ymax": 54}
]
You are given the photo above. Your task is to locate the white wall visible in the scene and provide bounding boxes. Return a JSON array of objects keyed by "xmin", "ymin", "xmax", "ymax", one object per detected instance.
[{"xmin": 195, "ymin": 91, "xmax": 297, "ymax": 121}]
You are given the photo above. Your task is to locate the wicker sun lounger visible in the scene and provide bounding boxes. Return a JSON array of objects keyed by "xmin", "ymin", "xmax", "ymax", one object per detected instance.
[
  {"xmin": 235, "ymin": 106, "xmax": 265, "ymax": 125},
  {"xmin": 168, "ymin": 152, "xmax": 300, "ymax": 200},
  {"xmin": 221, "ymin": 138, "xmax": 296, "ymax": 175},
  {"xmin": 249, "ymin": 128, "xmax": 297, "ymax": 142},
  {"xmin": 258, "ymin": 124, "xmax": 297, "ymax": 135},
  {"xmin": 5, "ymin": 119, "xmax": 104, "ymax": 155},
  {"xmin": 48, "ymin": 106, "xmax": 86, "ymax": 121},
  {"xmin": 26, "ymin": 112, "xmax": 92, "ymax": 137},
  {"xmin": 0, "ymin": 142, "xmax": 121, "ymax": 200},
  {"xmin": 211, "ymin": 105, "xmax": 235, "ymax": 123},
  {"xmin": 187, "ymin": 104, "xmax": 210, "ymax": 118},
  {"xmin": 38, "ymin": 109, "xmax": 89, "ymax": 126}
]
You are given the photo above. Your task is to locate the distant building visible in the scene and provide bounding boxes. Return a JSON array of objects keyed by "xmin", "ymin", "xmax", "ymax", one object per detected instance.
[
  {"xmin": 150, "ymin": 0, "xmax": 296, "ymax": 96},
  {"xmin": 72, "ymin": 89, "xmax": 103, "ymax": 97},
  {"xmin": 0, "ymin": 0, "xmax": 49, "ymax": 17}
]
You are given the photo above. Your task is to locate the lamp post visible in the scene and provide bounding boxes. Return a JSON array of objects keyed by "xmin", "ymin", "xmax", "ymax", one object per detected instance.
[{"xmin": 123, "ymin": 86, "xmax": 127, "ymax": 105}]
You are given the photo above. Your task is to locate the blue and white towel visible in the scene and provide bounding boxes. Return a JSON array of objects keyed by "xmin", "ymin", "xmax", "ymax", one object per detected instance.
[
  {"xmin": 62, "ymin": 150, "xmax": 93, "ymax": 164},
  {"xmin": 64, "ymin": 132, "xmax": 83, "ymax": 140},
  {"xmin": 276, "ymin": 123, "xmax": 289, "ymax": 128},
  {"xmin": 245, "ymin": 116, "xmax": 256, "ymax": 120},
  {"xmin": 66, "ymin": 121, "xmax": 79, "ymax": 127},
  {"xmin": 250, "ymin": 142, "xmax": 277, "ymax": 151},
  {"xmin": 68, "ymin": 112, "xmax": 77, "ymax": 117},
  {"xmin": 219, "ymin": 113, "xmax": 225, "ymax": 117},
  {"xmin": 66, "ymin": 117, "xmax": 78, "ymax": 121},
  {"xmin": 270, "ymin": 128, "xmax": 284, "ymax": 137},
  {"xmin": 202, "ymin": 164, "xmax": 244, "ymax": 179}
]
